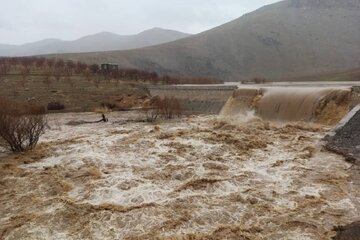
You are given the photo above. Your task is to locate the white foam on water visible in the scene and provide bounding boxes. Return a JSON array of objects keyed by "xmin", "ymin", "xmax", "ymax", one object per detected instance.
[{"xmin": 2, "ymin": 112, "xmax": 358, "ymax": 240}]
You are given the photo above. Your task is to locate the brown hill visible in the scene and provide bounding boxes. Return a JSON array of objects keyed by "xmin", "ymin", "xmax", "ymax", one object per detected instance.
[
  {"xmin": 50, "ymin": 0, "xmax": 360, "ymax": 81},
  {"xmin": 285, "ymin": 67, "xmax": 360, "ymax": 82}
]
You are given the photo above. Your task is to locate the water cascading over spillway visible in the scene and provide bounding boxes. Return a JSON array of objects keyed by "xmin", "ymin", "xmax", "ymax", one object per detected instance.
[
  {"xmin": 221, "ymin": 87, "xmax": 352, "ymax": 125},
  {"xmin": 220, "ymin": 88, "xmax": 261, "ymax": 116}
]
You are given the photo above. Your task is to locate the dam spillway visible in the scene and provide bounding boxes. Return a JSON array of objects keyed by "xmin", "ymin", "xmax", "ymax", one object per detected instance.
[
  {"xmin": 147, "ymin": 85, "xmax": 237, "ymax": 114},
  {"xmin": 222, "ymin": 86, "xmax": 360, "ymax": 126},
  {"xmin": 148, "ymin": 84, "xmax": 360, "ymax": 125},
  {"xmin": 225, "ymin": 87, "xmax": 353, "ymax": 125}
]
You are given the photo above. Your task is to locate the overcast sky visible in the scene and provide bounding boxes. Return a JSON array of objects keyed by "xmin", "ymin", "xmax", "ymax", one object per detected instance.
[{"xmin": 0, "ymin": 0, "xmax": 281, "ymax": 45}]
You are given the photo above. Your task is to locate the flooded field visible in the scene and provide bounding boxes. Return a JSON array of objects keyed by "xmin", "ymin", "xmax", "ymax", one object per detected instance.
[{"xmin": 0, "ymin": 111, "xmax": 359, "ymax": 239}]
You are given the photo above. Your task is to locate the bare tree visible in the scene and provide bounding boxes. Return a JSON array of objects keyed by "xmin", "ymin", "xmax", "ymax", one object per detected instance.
[
  {"xmin": 0, "ymin": 98, "xmax": 47, "ymax": 152},
  {"xmin": 75, "ymin": 61, "xmax": 88, "ymax": 74},
  {"xmin": 89, "ymin": 64, "xmax": 99, "ymax": 74},
  {"xmin": 54, "ymin": 59, "xmax": 65, "ymax": 70},
  {"xmin": 46, "ymin": 58, "xmax": 55, "ymax": 69},
  {"xmin": 145, "ymin": 96, "xmax": 183, "ymax": 122},
  {"xmin": 160, "ymin": 96, "xmax": 183, "ymax": 119},
  {"xmin": 144, "ymin": 96, "xmax": 161, "ymax": 122},
  {"xmin": 20, "ymin": 57, "xmax": 33, "ymax": 71},
  {"xmin": 35, "ymin": 57, "xmax": 46, "ymax": 70},
  {"xmin": 65, "ymin": 60, "xmax": 75, "ymax": 76},
  {"xmin": 0, "ymin": 60, "xmax": 10, "ymax": 79}
]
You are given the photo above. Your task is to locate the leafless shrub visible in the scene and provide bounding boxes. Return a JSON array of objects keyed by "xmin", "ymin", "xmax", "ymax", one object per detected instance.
[
  {"xmin": 0, "ymin": 66, "xmax": 6, "ymax": 80},
  {"xmin": 0, "ymin": 59, "xmax": 10, "ymax": 79},
  {"xmin": 146, "ymin": 109, "xmax": 159, "ymax": 122},
  {"xmin": 145, "ymin": 96, "xmax": 161, "ymax": 122},
  {"xmin": 0, "ymin": 98, "xmax": 47, "ymax": 152},
  {"xmin": 20, "ymin": 57, "xmax": 33, "ymax": 71},
  {"xmin": 89, "ymin": 64, "xmax": 100, "ymax": 74},
  {"xmin": 75, "ymin": 61, "xmax": 88, "ymax": 74},
  {"xmin": 65, "ymin": 60, "xmax": 75, "ymax": 76},
  {"xmin": 46, "ymin": 58, "xmax": 55, "ymax": 69},
  {"xmin": 35, "ymin": 57, "xmax": 46, "ymax": 69},
  {"xmin": 145, "ymin": 96, "xmax": 183, "ymax": 122},
  {"xmin": 160, "ymin": 96, "xmax": 183, "ymax": 119},
  {"xmin": 54, "ymin": 59, "xmax": 65, "ymax": 69}
]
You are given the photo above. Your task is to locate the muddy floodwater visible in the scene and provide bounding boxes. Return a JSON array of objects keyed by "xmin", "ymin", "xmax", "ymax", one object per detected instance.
[{"xmin": 0, "ymin": 112, "xmax": 359, "ymax": 239}]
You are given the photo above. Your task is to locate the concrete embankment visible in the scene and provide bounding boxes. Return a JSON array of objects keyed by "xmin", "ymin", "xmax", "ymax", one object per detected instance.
[{"xmin": 147, "ymin": 85, "xmax": 237, "ymax": 114}]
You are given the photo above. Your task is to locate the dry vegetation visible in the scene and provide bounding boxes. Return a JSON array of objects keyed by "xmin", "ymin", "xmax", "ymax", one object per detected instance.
[
  {"xmin": 145, "ymin": 96, "xmax": 183, "ymax": 122},
  {"xmin": 0, "ymin": 56, "xmax": 224, "ymax": 113},
  {"xmin": 0, "ymin": 98, "xmax": 47, "ymax": 152},
  {"xmin": 0, "ymin": 57, "xmax": 224, "ymax": 85}
]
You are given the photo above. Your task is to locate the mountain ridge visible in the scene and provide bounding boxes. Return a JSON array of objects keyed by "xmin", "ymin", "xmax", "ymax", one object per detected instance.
[
  {"xmin": 48, "ymin": 0, "xmax": 360, "ymax": 81},
  {"xmin": 0, "ymin": 28, "xmax": 191, "ymax": 56}
]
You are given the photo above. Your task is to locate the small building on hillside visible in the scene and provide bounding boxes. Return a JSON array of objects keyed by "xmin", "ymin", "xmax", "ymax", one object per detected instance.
[{"xmin": 101, "ymin": 63, "xmax": 119, "ymax": 71}]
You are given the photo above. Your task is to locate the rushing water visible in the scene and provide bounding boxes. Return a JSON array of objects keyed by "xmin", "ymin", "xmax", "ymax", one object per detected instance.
[
  {"xmin": 221, "ymin": 87, "xmax": 352, "ymax": 124},
  {"xmin": 257, "ymin": 87, "xmax": 351, "ymax": 122}
]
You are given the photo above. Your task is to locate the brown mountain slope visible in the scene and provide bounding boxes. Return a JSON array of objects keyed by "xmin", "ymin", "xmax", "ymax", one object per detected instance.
[
  {"xmin": 50, "ymin": 0, "xmax": 360, "ymax": 81},
  {"xmin": 285, "ymin": 67, "xmax": 360, "ymax": 82}
]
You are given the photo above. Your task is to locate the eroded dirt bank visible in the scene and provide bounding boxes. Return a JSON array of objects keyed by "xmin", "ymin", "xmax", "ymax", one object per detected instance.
[{"xmin": 0, "ymin": 112, "xmax": 359, "ymax": 240}]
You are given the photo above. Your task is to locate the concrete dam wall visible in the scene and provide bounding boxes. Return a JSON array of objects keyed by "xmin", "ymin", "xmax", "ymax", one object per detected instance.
[
  {"xmin": 147, "ymin": 85, "xmax": 237, "ymax": 114},
  {"xmin": 148, "ymin": 85, "xmax": 360, "ymax": 124}
]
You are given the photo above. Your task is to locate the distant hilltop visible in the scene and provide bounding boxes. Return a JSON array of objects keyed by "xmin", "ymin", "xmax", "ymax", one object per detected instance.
[{"xmin": 0, "ymin": 28, "xmax": 191, "ymax": 57}]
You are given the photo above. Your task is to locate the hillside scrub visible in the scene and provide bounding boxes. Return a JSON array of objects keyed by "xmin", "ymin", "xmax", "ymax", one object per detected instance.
[
  {"xmin": 0, "ymin": 57, "xmax": 224, "ymax": 85},
  {"xmin": 0, "ymin": 98, "xmax": 47, "ymax": 152}
]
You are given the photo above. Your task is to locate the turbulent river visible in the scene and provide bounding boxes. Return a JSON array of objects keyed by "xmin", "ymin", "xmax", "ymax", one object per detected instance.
[{"xmin": 0, "ymin": 110, "xmax": 359, "ymax": 239}]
